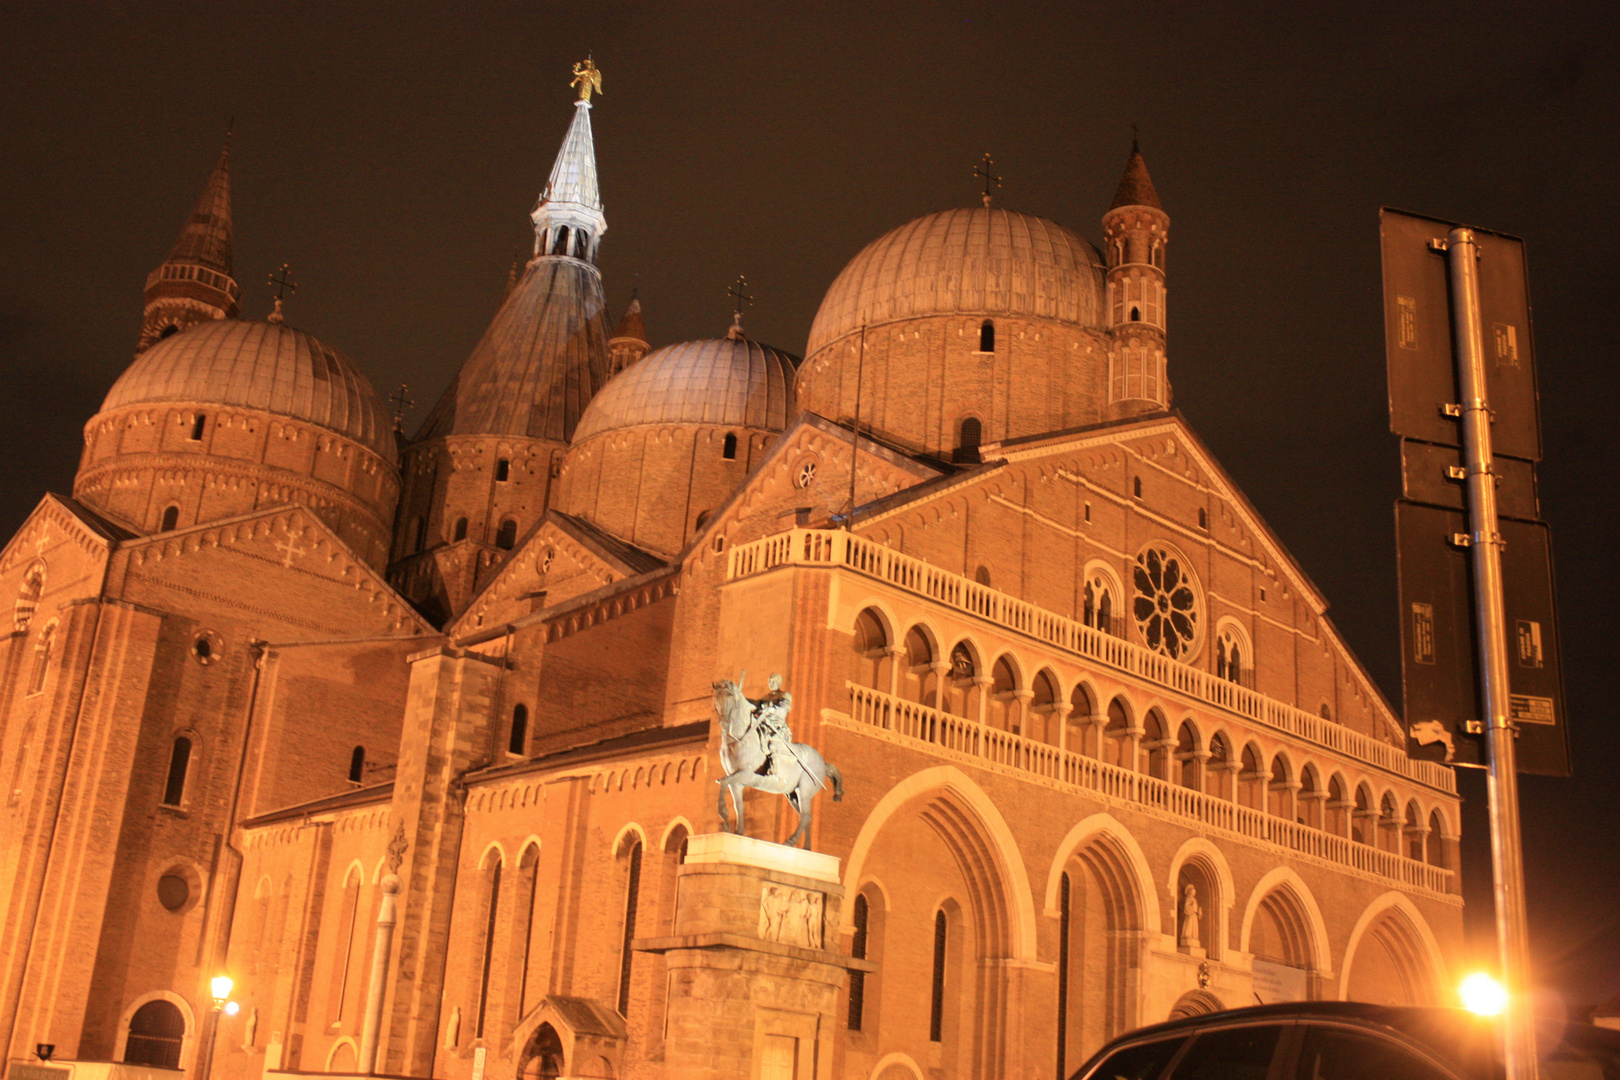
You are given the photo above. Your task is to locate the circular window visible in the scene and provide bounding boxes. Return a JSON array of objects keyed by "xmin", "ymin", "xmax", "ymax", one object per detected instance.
[
  {"xmin": 157, "ymin": 873, "xmax": 191, "ymax": 912},
  {"xmin": 795, "ymin": 461, "xmax": 817, "ymax": 489},
  {"xmin": 1132, "ymin": 544, "xmax": 1202, "ymax": 659},
  {"xmin": 192, "ymin": 630, "xmax": 223, "ymax": 666}
]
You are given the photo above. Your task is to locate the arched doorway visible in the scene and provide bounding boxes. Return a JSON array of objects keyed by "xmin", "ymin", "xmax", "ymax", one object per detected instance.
[
  {"xmin": 124, "ymin": 999, "xmax": 186, "ymax": 1068},
  {"xmin": 520, "ymin": 1022, "xmax": 565, "ymax": 1079}
]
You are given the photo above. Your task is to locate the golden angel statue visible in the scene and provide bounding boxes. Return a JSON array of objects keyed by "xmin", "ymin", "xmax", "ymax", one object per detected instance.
[{"xmin": 571, "ymin": 58, "xmax": 603, "ymax": 102}]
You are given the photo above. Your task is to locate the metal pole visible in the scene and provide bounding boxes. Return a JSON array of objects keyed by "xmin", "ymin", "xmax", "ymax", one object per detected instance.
[
  {"xmin": 847, "ymin": 323, "xmax": 866, "ymax": 529},
  {"xmin": 358, "ymin": 874, "xmax": 401, "ymax": 1074},
  {"xmin": 1447, "ymin": 226, "xmax": 1538, "ymax": 1080}
]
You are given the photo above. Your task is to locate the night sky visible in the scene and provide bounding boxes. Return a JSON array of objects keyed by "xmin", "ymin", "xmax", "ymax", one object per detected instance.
[{"xmin": 3, "ymin": 2, "xmax": 1617, "ymax": 1012}]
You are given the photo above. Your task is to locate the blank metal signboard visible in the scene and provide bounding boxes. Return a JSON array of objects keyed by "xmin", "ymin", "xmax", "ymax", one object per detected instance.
[
  {"xmin": 1396, "ymin": 501, "xmax": 1570, "ymax": 776},
  {"xmin": 1381, "ymin": 208, "xmax": 1543, "ymax": 462}
]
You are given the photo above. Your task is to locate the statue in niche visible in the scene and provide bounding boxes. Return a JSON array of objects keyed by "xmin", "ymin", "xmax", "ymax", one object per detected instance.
[
  {"xmin": 242, "ymin": 1007, "xmax": 258, "ymax": 1050},
  {"xmin": 443, "ymin": 1005, "xmax": 461, "ymax": 1050},
  {"xmin": 1179, "ymin": 883, "xmax": 1203, "ymax": 950},
  {"xmin": 713, "ymin": 673, "xmax": 844, "ymax": 848}
]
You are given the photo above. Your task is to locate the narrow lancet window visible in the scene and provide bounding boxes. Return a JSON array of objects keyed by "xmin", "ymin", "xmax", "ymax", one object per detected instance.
[
  {"xmin": 348, "ymin": 746, "xmax": 365, "ymax": 784},
  {"xmin": 929, "ymin": 909, "xmax": 947, "ymax": 1042},
  {"xmin": 509, "ymin": 704, "xmax": 528, "ymax": 755},
  {"xmin": 979, "ymin": 319, "xmax": 995, "ymax": 352},
  {"xmin": 722, "ymin": 433, "xmax": 738, "ymax": 460},
  {"xmin": 163, "ymin": 736, "xmax": 191, "ymax": 806}
]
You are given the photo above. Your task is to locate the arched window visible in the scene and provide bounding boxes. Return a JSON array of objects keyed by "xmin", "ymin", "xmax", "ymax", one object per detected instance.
[
  {"xmin": 160, "ymin": 505, "xmax": 180, "ymax": 532},
  {"xmin": 955, "ymin": 417, "xmax": 982, "ymax": 464},
  {"xmin": 1427, "ymin": 810, "xmax": 1447, "ymax": 868},
  {"xmin": 573, "ymin": 231, "xmax": 588, "ymax": 258},
  {"xmin": 847, "ymin": 893, "xmax": 869, "ymax": 1031},
  {"xmin": 1267, "ymin": 755, "xmax": 1293, "ymax": 818},
  {"xmin": 1299, "ymin": 765, "xmax": 1323, "ymax": 828},
  {"xmin": 496, "ymin": 518, "xmax": 518, "ymax": 550},
  {"xmin": 159, "ymin": 324, "xmax": 180, "ymax": 340},
  {"xmin": 1380, "ymin": 792, "xmax": 1401, "ymax": 853},
  {"xmin": 1029, "ymin": 670, "xmax": 1058, "ymax": 745},
  {"xmin": 1104, "ymin": 697, "xmax": 1132, "ymax": 769},
  {"xmin": 27, "ymin": 620, "xmax": 56, "ymax": 696},
  {"xmin": 190, "ymin": 414, "xmax": 206, "ymax": 441},
  {"xmin": 929, "ymin": 908, "xmax": 947, "ymax": 1042},
  {"xmin": 453, "ymin": 517, "xmax": 468, "ymax": 542},
  {"xmin": 1069, "ymin": 683, "xmax": 1094, "ymax": 755},
  {"xmin": 1142, "ymin": 709, "xmax": 1169, "ymax": 778},
  {"xmin": 945, "ymin": 642, "xmax": 977, "ymax": 719},
  {"xmin": 974, "ymin": 566, "xmax": 991, "ymax": 587},
  {"xmin": 1198, "ymin": 507, "xmax": 1207, "ymax": 530},
  {"xmin": 14, "ymin": 562, "xmax": 44, "ymax": 633},
  {"xmin": 852, "ymin": 609, "xmax": 889, "ymax": 691},
  {"xmin": 348, "ymin": 746, "xmax": 365, "ymax": 784},
  {"xmin": 1216, "ymin": 623, "xmax": 1248, "ymax": 686},
  {"xmin": 722, "ymin": 432, "xmax": 738, "ymax": 460},
  {"xmin": 1130, "ymin": 306, "xmax": 1141, "ymax": 322},
  {"xmin": 1176, "ymin": 721, "xmax": 1201, "ymax": 790},
  {"xmin": 902, "ymin": 625, "xmax": 936, "ymax": 706},
  {"xmin": 495, "ymin": 458, "xmax": 511, "ymax": 482},
  {"xmin": 979, "ymin": 319, "xmax": 995, "ymax": 352},
  {"xmin": 553, "ymin": 226, "xmax": 570, "ymax": 256},
  {"xmin": 988, "ymin": 655, "xmax": 1018, "ymax": 733},
  {"xmin": 1352, "ymin": 784, "xmax": 1373, "ymax": 845},
  {"xmin": 1207, "ymin": 733, "xmax": 1234, "ymax": 799},
  {"xmin": 1083, "ymin": 570, "xmax": 1116, "ymax": 636},
  {"xmin": 617, "ymin": 839, "xmax": 643, "ymax": 1017},
  {"xmin": 1327, "ymin": 775, "xmax": 1349, "ymax": 836},
  {"xmin": 1133, "ymin": 476, "xmax": 1143, "ymax": 499},
  {"xmin": 162, "ymin": 736, "xmax": 191, "ymax": 807},
  {"xmin": 1239, "ymin": 744, "xmax": 1264, "ymax": 809},
  {"xmin": 124, "ymin": 1000, "xmax": 186, "ymax": 1068},
  {"xmin": 509, "ymin": 704, "xmax": 529, "ymax": 755},
  {"xmin": 1405, "ymin": 801, "xmax": 1424, "ymax": 861},
  {"xmin": 475, "ymin": 854, "xmax": 502, "ymax": 1036}
]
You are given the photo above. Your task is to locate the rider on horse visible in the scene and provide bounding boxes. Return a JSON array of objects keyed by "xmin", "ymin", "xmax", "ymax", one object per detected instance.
[{"xmin": 749, "ymin": 674, "xmax": 795, "ymax": 777}]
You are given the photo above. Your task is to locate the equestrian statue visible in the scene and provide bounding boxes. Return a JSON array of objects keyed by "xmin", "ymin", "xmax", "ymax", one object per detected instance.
[{"xmin": 712, "ymin": 673, "xmax": 843, "ymax": 849}]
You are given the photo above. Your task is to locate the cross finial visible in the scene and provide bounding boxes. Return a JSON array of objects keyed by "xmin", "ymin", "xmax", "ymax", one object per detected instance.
[
  {"xmin": 266, "ymin": 263, "xmax": 297, "ymax": 323},
  {"xmin": 388, "ymin": 384, "xmax": 415, "ymax": 433},
  {"xmin": 727, "ymin": 275, "xmax": 752, "ymax": 340},
  {"xmin": 975, "ymin": 153, "xmax": 1002, "ymax": 209}
]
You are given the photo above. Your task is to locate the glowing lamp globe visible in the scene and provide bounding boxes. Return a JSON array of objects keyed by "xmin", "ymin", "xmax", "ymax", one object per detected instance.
[
  {"xmin": 1460, "ymin": 972, "xmax": 1508, "ymax": 1016},
  {"xmin": 210, "ymin": 975, "xmax": 234, "ymax": 1006}
]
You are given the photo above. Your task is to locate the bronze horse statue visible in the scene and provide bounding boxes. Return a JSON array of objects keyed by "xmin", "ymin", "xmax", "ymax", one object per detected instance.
[{"xmin": 712, "ymin": 678, "xmax": 843, "ymax": 849}]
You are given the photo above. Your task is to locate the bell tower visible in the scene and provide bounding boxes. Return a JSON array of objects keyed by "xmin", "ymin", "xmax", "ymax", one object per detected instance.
[
  {"xmin": 1103, "ymin": 140, "xmax": 1171, "ymax": 417},
  {"xmin": 136, "ymin": 137, "xmax": 239, "ymax": 354}
]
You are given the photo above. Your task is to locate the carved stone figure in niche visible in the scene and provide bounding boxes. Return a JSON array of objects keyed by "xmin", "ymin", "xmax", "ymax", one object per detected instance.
[
  {"xmin": 1179, "ymin": 883, "xmax": 1203, "ymax": 950},
  {"xmin": 758, "ymin": 884, "xmax": 824, "ymax": 948}
]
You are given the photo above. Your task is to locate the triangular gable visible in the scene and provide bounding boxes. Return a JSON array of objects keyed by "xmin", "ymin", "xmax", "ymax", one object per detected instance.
[
  {"xmin": 111, "ymin": 504, "xmax": 434, "ymax": 638},
  {"xmin": 450, "ymin": 510, "xmax": 667, "ymax": 635},
  {"xmin": 0, "ymin": 493, "xmax": 132, "ymax": 577},
  {"xmin": 857, "ymin": 411, "xmax": 1404, "ymax": 740},
  {"xmin": 679, "ymin": 411, "xmax": 947, "ymax": 574}
]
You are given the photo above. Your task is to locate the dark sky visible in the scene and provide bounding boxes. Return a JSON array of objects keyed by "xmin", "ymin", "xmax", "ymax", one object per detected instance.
[{"xmin": 3, "ymin": 1, "xmax": 1617, "ymax": 1010}]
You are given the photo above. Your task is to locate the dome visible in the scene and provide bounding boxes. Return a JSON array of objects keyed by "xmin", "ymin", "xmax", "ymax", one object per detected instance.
[
  {"xmin": 572, "ymin": 334, "xmax": 799, "ymax": 443},
  {"xmin": 806, "ymin": 207, "xmax": 1106, "ymax": 355},
  {"xmin": 101, "ymin": 319, "xmax": 396, "ymax": 462}
]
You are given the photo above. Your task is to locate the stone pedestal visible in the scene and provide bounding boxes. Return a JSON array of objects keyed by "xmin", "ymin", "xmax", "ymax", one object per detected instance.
[{"xmin": 637, "ymin": 833, "xmax": 872, "ymax": 1080}]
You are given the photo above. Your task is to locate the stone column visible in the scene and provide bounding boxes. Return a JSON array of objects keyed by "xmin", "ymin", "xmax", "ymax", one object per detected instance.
[
  {"xmin": 638, "ymin": 833, "xmax": 871, "ymax": 1080},
  {"xmin": 930, "ymin": 662, "xmax": 950, "ymax": 712},
  {"xmin": 972, "ymin": 674, "xmax": 993, "ymax": 725},
  {"xmin": 884, "ymin": 646, "xmax": 904, "ymax": 700},
  {"xmin": 1052, "ymin": 702, "xmax": 1074, "ymax": 752},
  {"xmin": 358, "ymin": 873, "xmax": 401, "ymax": 1073},
  {"xmin": 1010, "ymin": 688, "xmax": 1034, "ymax": 737}
]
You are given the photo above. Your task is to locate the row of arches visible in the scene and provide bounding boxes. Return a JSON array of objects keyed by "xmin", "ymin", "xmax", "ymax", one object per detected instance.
[
  {"xmin": 850, "ymin": 607, "xmax": 1451, "ymax": 866},
  {"xmin": 839, "ymin": 765, "xmax": 1448, "ymax": 1073}
]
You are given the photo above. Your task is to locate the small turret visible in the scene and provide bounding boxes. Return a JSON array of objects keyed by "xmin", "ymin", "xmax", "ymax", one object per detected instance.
[
  {"xmin": 609, "ymin": 292, "xmax": 649, "ymax": 374},
  {"xmin": 529, "ymin": 61, "xmax": 606, "ymax": 264},
  {"xmin": 1102, "ymin": 140, "xmax": 1170, "ymax": 416},
  {"xmin": 136, "ymin": 138, "xmax": 240, "ymax": 354}
]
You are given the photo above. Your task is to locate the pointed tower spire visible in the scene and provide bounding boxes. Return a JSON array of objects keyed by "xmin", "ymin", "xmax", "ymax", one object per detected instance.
[
  {"xmin": 397, "ymin": 63, "xmax": 615, "ymax": 621},
  {"xmin": 136, "ymin": 135, "xmax": 241, "ymax": 353},
  {"xmin": 530, "ymin": 60, "xmax": 606, "ymax": 262},
  {"xmin": 1110, "ymin": 137, "xmax": 1162, "ymax": 211}
]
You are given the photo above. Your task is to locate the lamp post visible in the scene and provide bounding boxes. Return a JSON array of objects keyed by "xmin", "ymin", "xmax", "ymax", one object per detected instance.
[{"xmin": 197, "ymin": 975, "xmax": 234, "ymax": 1080}]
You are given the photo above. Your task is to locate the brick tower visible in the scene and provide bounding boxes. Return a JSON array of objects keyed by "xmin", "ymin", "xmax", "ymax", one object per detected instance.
[
  {"xmin": 1102, "ymin": 140, "xmax": 1172, "ymax": 417},
  {"xmin": 135, "ymin": 138, "xmax": 240, "ymax": 354}
]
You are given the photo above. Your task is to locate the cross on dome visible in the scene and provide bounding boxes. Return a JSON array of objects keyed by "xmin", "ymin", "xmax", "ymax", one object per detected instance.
[
  {"xmin": 727, "ymin": 275, "xmax": 753, "ymax": 340},
  {"xmin": 975, "ymin": 153, "xmax": 1002, "ymax": 209},
  {"xmin": 266, "ymin": 262, "xmax": 297, "ymax": 323}
]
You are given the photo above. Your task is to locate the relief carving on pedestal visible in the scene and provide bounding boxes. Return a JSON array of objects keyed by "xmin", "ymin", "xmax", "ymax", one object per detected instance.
[{"xmin": 758, "ymin": 884, "xmax": 824, "ymax": 949}]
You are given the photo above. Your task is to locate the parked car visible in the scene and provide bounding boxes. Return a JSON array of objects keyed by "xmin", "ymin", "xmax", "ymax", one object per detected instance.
[{"xmin": 1071, "ymin": 1001, "xmax": 1620, "ymax": 1080}]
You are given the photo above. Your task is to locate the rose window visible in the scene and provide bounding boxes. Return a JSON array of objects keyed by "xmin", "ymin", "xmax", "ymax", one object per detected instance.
[
  {"xmin": 1132, "ymin": 545, "xmax": 1201, "ymax": 659},
  {"xmin": 795, "ymin": 461, "xmax": 817, "ymax": 489}
]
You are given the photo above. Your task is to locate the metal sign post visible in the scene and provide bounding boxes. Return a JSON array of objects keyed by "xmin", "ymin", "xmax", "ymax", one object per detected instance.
[{"xmin": 1445, "ymin": 226, "xmax": 1538, "ymax": 1079}]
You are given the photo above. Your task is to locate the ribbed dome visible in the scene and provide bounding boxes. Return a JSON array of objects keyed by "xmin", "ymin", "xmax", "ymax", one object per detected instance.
[
  {"xmin": 807, "ymin": 208, "xmax": 1106, "ymax": 355},
  {"xmin": 573, "ymin": 335, "xmax": 799, "ymax": 443},
  {"xmin": 101, "ymin": 319, "xmax": 395, "ymax": 462}
]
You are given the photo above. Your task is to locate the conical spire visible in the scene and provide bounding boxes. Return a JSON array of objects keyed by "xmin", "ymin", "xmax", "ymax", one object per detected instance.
[
  {"xmin": 169, "ymin": 138, "xmax": 234, "ymax": 273},
  {"xmin": 530, "ymin": 73, "xmax": 606, "ymax": 261},
  {"xmin": 614, "ymin": 294, "xmax": 646, "ymax": 341},
  {"xmin": 135, "ymin": 135, "xmax": 241, "ymax": 353},
  {"xmin": 1109, "ymin": 140, "xmax": 1162, "ymax": 211}
]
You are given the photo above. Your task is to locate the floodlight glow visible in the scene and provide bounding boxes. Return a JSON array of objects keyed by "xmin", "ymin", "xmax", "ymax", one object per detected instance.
[
  {"xmin": 1460, "ymin": 972, "xmax": 1508, "ymax": 1016},
  {"xmin": 223, "ymin": 1001, "xmax": 240, "ymax": 1017}
]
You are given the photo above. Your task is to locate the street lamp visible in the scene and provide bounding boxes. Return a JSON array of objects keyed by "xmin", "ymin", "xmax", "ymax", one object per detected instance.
[
  {"xmin": 199, "ymin": 975, "xmax": 235, "ymax": 1080},
  {"xmin": 1460, "ymin": 972, "xmax": 1509, "ymax": 1017}
]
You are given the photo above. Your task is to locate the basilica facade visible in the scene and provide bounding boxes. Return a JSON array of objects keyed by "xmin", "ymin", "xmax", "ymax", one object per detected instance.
[{"xmin": 0, "ymin": 74, "xmax": 1462, "ymax": 1080}]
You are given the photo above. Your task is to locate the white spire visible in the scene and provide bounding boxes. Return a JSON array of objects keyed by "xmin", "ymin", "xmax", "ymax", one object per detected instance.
[{"xmin": 531, "ymin": 78, "xmax": 606, "ymax": 262}]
